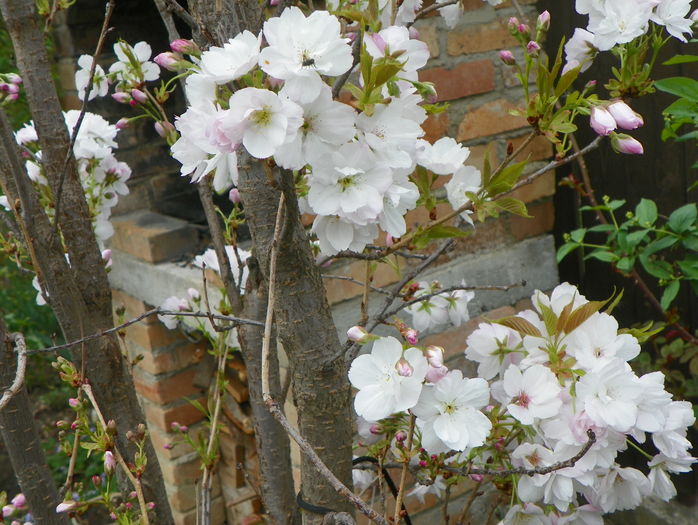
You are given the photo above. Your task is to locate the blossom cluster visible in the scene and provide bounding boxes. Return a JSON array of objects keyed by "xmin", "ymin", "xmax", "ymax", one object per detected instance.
[
  {"xmin": 348, "ymin": 283, "xmax": 696, "ymax": 521},
  {"xmin": 11, "ymin": 111, "xmax": 130, "ymax": 243},
  {"xmin": 0, "ymin": 72, "xmax": 22, "ymax": 105},
  {"xmin": 565, "ymin": 0, "xmax": 696, "ymax": 69},
  {"xmin": 163, "ymin": 6, "xmax": 483, "ymax": 255},
  {"xmin": 404, "ymin": 280, "xmax": 474, "ymax": 333}
]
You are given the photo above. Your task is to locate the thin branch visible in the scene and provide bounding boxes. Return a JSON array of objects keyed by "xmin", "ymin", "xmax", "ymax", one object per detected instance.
[
  {"xmin": 332, "ymin": 32, "xmax": 361, "ymax": 99},
  {"xmin": 494, "ymin": 132, "xmax": 536, "ymax": 176},
  {"xmin": 0, "ymin": 333, "xmax": 27, "ymax": 411},
  {"xmin": 54, "ymin": 0, "xmax": 115, "ymax": 225},
  {"xmin": 261, "ymin": 193, "xmax": 285, "ymax": 403},
  {"xmin": 412, "ymin": 0, "xmax": 458, "ymax": 24},
  {"xmin": 317, "ymin": 248, "xmax": 428, "ymax": 264},
  {"xmin": 445, "ymin": 430, "xmax": 596, "ymax": 478},
  {"xmin": 321, "ymin": 274, "xmax": 392, "ymax": 296},
  {"xmin": 392, "ymin": 414, "xmax": 415, "ymax": 524},
  {"xmin": 163, "ymin": 0, "xmax": 198, "ymax": 30},
  {"xmin": 153, "ymin": 0, "xmax": 181, "ymax": 42},
  {"xmin": 510, "ymin": 0, "xmax": 527, "ymax": 20},
  {"xmin": 59, "ymin": 429, "xmax": 81, "ymax": 498},
  {"xmin": 82, "ymin": 384, "xmax": 151, "ymax": 525},
  {"xmin": 359, "ymin": 261, "xmax": 371, "ymax": 326},
  {"xmin": 25, "ymin": 309, "xmax": 263, "ymax": 354}
]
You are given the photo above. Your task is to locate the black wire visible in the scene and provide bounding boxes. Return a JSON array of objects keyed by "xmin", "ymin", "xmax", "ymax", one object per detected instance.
[{"xmin": 295, "ymin": 456, "xmax": 412, "ymax": 525}]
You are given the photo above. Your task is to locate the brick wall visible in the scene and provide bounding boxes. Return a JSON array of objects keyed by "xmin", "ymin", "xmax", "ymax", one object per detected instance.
[{"xmin": 52, "ymin": 0, "xmax": 560, "ymax": 523}]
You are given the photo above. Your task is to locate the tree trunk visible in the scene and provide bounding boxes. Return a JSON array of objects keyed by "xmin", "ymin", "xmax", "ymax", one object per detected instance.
[
  {"xmin": 236, "ymin": 164, "xmax": 355, "ymax": 523},
  {"xmin": 0, "ymin": 323, "xmax": 69, "ymax": 525},
  {"xmin": 0, "ymin": 2, "xmax": 173, "ymax": 520},
  {"xmin": 238, "ymin": 261, "xmax": 298, "ymax": 525}
]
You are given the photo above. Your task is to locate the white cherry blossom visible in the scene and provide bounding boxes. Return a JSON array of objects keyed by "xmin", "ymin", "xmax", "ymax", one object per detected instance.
[
  {"xmin": 199, "ymin": 30, "xmax": 260, "ymax": 83},
  {"xmin": 503, "ymin": 364, "xmax": 562, "ymax": 425},
  {"xmin": 75, "ymin": 55, "xmax": 109, "ymax": 101}
]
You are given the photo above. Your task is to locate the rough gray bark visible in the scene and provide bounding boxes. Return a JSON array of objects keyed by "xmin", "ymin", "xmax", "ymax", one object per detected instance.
[
  {"xmin": 0, "ymin": 2, "xmax": 173, "ymax": 520},
  {"xmin": 238, "ymin": 261, "xmax": 297, "ymax": 525},
  {"xmin": 0, "ymin": 322, "xmax": 69, "ymax": 525},
  {"xmin": 236, "ymin": 165, "xmax": 355, "ymax": 523},
  {"xmin": 185, "ymin": 1, "xmax": 355, "ymax": 521}
]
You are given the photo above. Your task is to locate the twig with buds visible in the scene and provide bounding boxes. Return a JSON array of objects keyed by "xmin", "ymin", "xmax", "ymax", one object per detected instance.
[{"xmin": 393, "ymin": 414, "xmax": 415, "ymax": 524}]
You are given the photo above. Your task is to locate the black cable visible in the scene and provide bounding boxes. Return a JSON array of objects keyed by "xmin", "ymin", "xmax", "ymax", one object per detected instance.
[{"xmin": 295, "ymin": 456, "xmax": 412, "ymax": 525}]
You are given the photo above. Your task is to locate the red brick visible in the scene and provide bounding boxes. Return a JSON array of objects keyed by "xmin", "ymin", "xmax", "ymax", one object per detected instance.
[
  {"xmin": 158, "ymin": 452, "xmax": 202, "ymax": 487},
  {"xmin": 510, "ymin": 171, "xmax": 555, "ymax": 204},
  {"xmin": 508, "ymin": 133, "xmax": 553, "ymax": 163},
  {"xmin": 457, "ymin": 98, "xmax": 528, "ymax": 141},
  {"xmin": 112, "ymin": 289, "xmax": 158, "ymax": 325},
  {"xmin": 134, "ymin": 367, "xmax": 202, "ymax": 405},
  {"xmin": 422, "ymin": 112, "xmax": 449, "ymax": 142},
  {"xmin": 413, "ymin": 22, "xmax": 439, "ymax": 58},
  {"xmin": 509, "ymin": 199, "xmax": 555, "ymax": 240},
  {"xmin": 129, "ymin": 342, "xmax": 204, "ymax": 376},
  {"xmin": 447, "ymin": 19, "xmax": 519, "ymax": 55},
  {"xmin": 142, "ymin": 397, "xmax": 207, "ymax": 432},
  {"xmin": 419, "ymin": 60, "xmax": 495, "ymax": 102}
]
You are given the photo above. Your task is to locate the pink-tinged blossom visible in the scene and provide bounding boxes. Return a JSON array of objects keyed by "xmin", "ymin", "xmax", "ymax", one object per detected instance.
[
  {"xmin": 499, "ymin": 503, "xmax": 551, "ymax": 525},
  {"xmin": 103, "ymin": 451, "xmax": 116, "ymax": 474},
  {"xmin": 611, "ymin": 133, "xmax": 644, "ymax": 155},
  {"xmin": 415, "ymin": 137, "xmax": 470, "ymax": 175},
  {"xmin": 584, "ymin": 0, "xmax": 655, "ymax": 51},
  {"xmin": 199, "ymin": 31, "xmax": 260, "ymax": 83},
  {"xmin": 590, "ymin": 106, "xmax": 616, "ymax": 136},
  {"xmin": 465, "ymin": 323, "xmax": 522, "ymax": 380},
  {"xmin": 563, "ymin": 28, "xmax": 597, "ymax": 74},
  {"xmin": 413, "ymin": 370, "xmax": 491, "ymax": 453},
  {"xmin": 154, "ymin": 52, "xmax": 181, "ymax": 71},
  {"xmin": 219, "ymin": 87, "xmax": 303, "ymax": 159},
  {"xmin": 170, "ymin": 39, "xmax": 199, "ymax": 55},
  {"xmin": 607, "ymin": 100, "xmax": 643, "ymax": 130},
  {"xmin": 157, "ymin": 296, "xmax": 190, "ymax": 329},
  {"xmin": 576, "ymin": 359, "xmax": 643, "ymax": 432},
  {"xmin": 348, "ymin": 336, "xmax": 427, "ymax": 421},
  {"xmin": 259, "ymin": 7, "xmax": 353, "ymax": 103},
  {"xmin": 364, "ymin": 26, "xmax": 429, "ymax": 85},
  {"xmin": 311, "ymin": 216, "xmax": 378, "ymax": 256},
  {"xmin": 586, "ymin": 465, "xmax": 650, "ymax": 513},
  {"xmin": 74, "ymin": 55, "xmax": 109, "ymax": 101},
  {"xmin": 407, "ymin": 475, "xmax": 446, "ymax": 503},
  {"xmin": 503, "ymin": 364, "xmax": 562, "ymax": 425},
  {"xmin": 10, "ymin": 494, "xmax": 25, "ymax": 509},
  {"xmin": 555, "ymin": 504, "xmax": 604, "ymax": 525},
  {"xmin": 56, "ymin": 501, "xmax": 77, "ymax": 513},
  {"xmin": 527, "ymin": 41, "xmax": 541, "ymax": 56},
  {"xmin": 425, "ymin": 365, "xmax": 449, "ymax": 384},
  {"xmin": 564, "ymin": 312, "xmax": 640, "ymax": 370},
  {"xmin": 347, "ymin": 326, "xmax": 370, "ymax": 343},
  {"xmin": 499, "ymin": 49, "xmax": 516, "ymax": 65}
]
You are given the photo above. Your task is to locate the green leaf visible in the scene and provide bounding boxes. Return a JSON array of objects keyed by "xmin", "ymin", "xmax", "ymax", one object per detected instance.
[
  {"xmin": 662, "ymin": 55, "xmax": 698, "ymax": 66},
  {"xmin": 538, "ymin": 303, "xmax": 557, "ymax": 335},
  {"xmin": 643, "ymin": 236, "xmax": 679, "ymax": 256},
  {"xmin": 626, "ymin": 229, "xmax": 649, "ymax": 248},
  {"xmin": 668, "ymin": 203, "xmax": 697, "ymax": 233},
  {"xmin": 491, "ymin": 197, "xmax": 530, "ymax": 217},
  {"xmin": 495, "ymin": 316, "xmax": 542, "ymax": 337},
  {"xmin": 604, "ymin": 288, "xmax": 624, "ymax": 316},
  {"xmin": 635, "ymin": 199, "xmax": 657, "ymax": 226},
  {"xmin": 639, "ymin": 255, "xmax": 674, "ymax": 279},
  {"xmin": 587, "ymin": 224, "xmax": 616, "ymax": 233},
  {"xmin": 570, "ymin": 228, "xmax": 587, "ymax": 243},
  {"xmin": 655, "ymin": 77, "xmax": 698, "ymax": 102},
  {"xmin": 487, "ymin": 160, "xmax": 528, "ymax": 195},
  {"xmin": 556, "ymin": 242, "xmax": 579, "ymax": 263},
  {"xmin": 554, "ymin": 66, "xmax": 580, "ymax": 98},
  {"xmin": 412, "ymin": 224, "xmax": 470, "ymax": 249},
  {"xmin": 682, "ymin": 234, "xmax": 698, "ymax": 251},
  {"xmin": 585, "ymin": 250, "xmax": 619, "ymax": 263},
  {"xmin": 660, "ymin": 280, "xmax": 680, "ymax": 311},
  {"xmin": 616, "ymin": 256, "xmax": 635, "ymax": 273},
  {"xmin": 678, "ymin": 257, "xmax": 698, "ymax": 280}
]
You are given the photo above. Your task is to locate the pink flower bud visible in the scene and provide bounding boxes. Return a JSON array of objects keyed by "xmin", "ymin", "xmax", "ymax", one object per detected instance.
[
  {"xmin": 187, "ymin": 287, "xmax": 200, "ymax": 301},
  {"xmin": 111, "ymin": 91, "xmax": 131, "ymax": 104},
  {"xmin": 154, "ymin": 120, "xmax": 175, "ymax": 138},
  {"xmin": 6, "ymin": 73, "xmax": 22, "ymax": 85},
  {"xmin": 125, "ymin": 502, "xmax": 133, "ymax": 510},
  {"xmin": 0, "ymin": 82, "xmax": 8, "ymax": 92},
  {"xmin": 147, "ymin": 502, "xmax": 156, "ymax": 510},
  {"xmin": 418, "ymin": 460, "xmax": 428, "ymax": 467},
  {"xmin": 104, "ymin": 450, "xmax": 116, "ymax": 474},
  {"xmin": 170, "ymin": 39, "xmax": 200, "ymax": 56},
  {"xmin": 369, "ymin": 424, "xmax": 383, "ymax": 435},
  {"xmin": 347, "ymin": 325, "xmax": 369, "ymax": 343},
  {"xmin": 101, "ymin": 249, "xmax": 113, "ymax": 268},
  {"xmin": 229, "ymin": 188, "xmax": 242, "ymax": 204},
  {"xmin": 385, "ymin": 234, "xmax": 394, "ymax": 247},
  {"xmin": 469, "ymin": 474, "xmax": 485, "ymax": 482},
  {"xmin": 163, "ymin": 443, "xmax": 174, "ymax": 450},
  {"xmin": 526, "ymin": 41, "xmax": 541, "ymax": 56},
  {"xmin": 115, "ymin": 117, "xmax": 129, "ymax": 130},
  {"xmin": 92, "ymin": 474, "xmax": 102, "ymax": 487},
  {"xmin": 395, "ymin": 358, "xmax": 413, "ymax": 377},
  {"xmin": 68, "ymin": 398, "xmax": 79, "ymax": 408},
  {"xmin": 590, "ymin": 106, "xmax": 616, "ymax": 136},
  {"xmin": 404, "ymin": 329, "xmax": 418, "ymax": 345},
  {"xmin": 170, "ymin": 421, "xmax": 181, "ymax": 431},
  {"xmin": 6, "ymin": 93, "xmax": 18, "ymax": 102},
  {"xmin": 395, "ymin": 431, "xmax": 407, "ymax": 442},
  {"xmin": 269, "ymin": 0, "xmax": 279, "ymax": 4},
  {"xmin": 178, "ymin": 424, "xmax": 188, "ymax": 432},
  {"xmin": 70, "ymin": 421, "xmax": 78, "ymax": 430},
  {"xmin": 508, "ymin": 17, "xmax": 519, "ymax": 31},
  {"xmin": 370, "ymin": 33, "xmax": 387, "ymax": 54},
  {"xmin": 2, "ymin": 505, "xmax": 13, "ymax": 517},
  {"xmin": 425, "ymin": 365, "xmax": 448, "ymax": 383},
  {"xmin": 607, "ymin": 100, "xmax": 643, "ymax": 130},
  {"xmin": 10, "ymin": 494, "xmax": 25, "ymax": 509},
  {"xmin": 425, "ymin": 346, "xmax": 444, "ymax": 368},
  {"xmin": 110, "ymin": 513, "xmax": 118, "ymax": 520},
  {"xmin": 536, "ymin": 11, "xmax": 550, "ymax": 32},
  {"xmin": 585, "ymin": 80, "xmax": 597, "ymax": 90},
  {"xmin": 56, "ymin": 501, "xmax": 77, "ymax": 513},
  {"xmin": 517, "ymin": 24, "xmax": 529, "ymax": 34},
  {"xmin": 611, "ymin": 133, "xmax": 643, "ymax": 155},
  {"xmin": 408, "ymin": 27, "xmax": 420, "ymax": 40},
  {"xmin": 129, "ymin": 491, "xmax": 137, "ymax": 500},
  {"xmin": 499, "ymin": 50, "xmax": 516, "ymax": 65},
  {"xmin": 130, "ymin": 88, "xmax": 147, "ymax": 104},
  {"xmin": 7, "ymin": 83, "xmax": 18, "ymax": 95},
  {"xmin": 154, "ymin": 52, "xmax": 180, "ymax": 71}
]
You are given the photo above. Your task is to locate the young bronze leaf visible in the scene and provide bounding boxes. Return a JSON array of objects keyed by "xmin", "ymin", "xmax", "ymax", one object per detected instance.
[
  {"xmin": 495, "ymin": 316, "xmax": 542, "ymax": 337},
  {"xmin": 563, "ymin": 300, "xmax": 608, "ymax": 334}
]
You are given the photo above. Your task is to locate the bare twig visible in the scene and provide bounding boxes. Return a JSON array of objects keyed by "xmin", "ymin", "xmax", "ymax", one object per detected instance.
[
  {"xmin": 321, "ymin": 274, "xmax": 392, "ymax": 296},
  {"xmin": 0, "ymin": 333, "xmax": 27, "ymax": 411},
  {"xmin": 59, "ymin": 429, "xmax": 81, "ymax": 498},
  {"xmin": 54, "ymin": 0, "xmax": 115, "ymax": 225},
  {"xmin": 317, "ymin": 248, "xmax": 428, "ymax": 264},
  {"xmin": 82, "ymin": 384, "xmax": 151, "ymax": 525},
  {"xmin": 393, "ymin": 414, "xmax": 415, "ymax": 524},
  {"xmin": 359, "ymin": 261, "xmax": 371, "ymax": 326},
  {"xmin": 163, "ymin": 0, "xmax": 198, "ymax": 30},
  {"xmin": 261, "ymin": 193, "xmax": 285, "ymax": 403},
  {"xmin": 494, "ymin": 132, "xmax": 536, "ymax": 176},
  {"xmin": 332, "ymin": 32, "xmax": 361, "ymax": 99},
  {"xmin": 445, "ymin": 430, "xmax": 596, "ymax": 478},
  {"xmin": 25, "ymin": 308, "xmax": 263, "ymax": 354},
  {"xmin": 510, "ymin": 0, "xmax": 527, "ymax": 21},
  {"xmin": 412, "ymin": 0, "xmax": 457, "ymax": 24}
]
